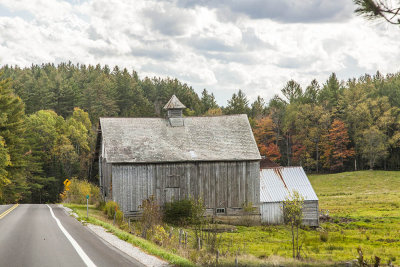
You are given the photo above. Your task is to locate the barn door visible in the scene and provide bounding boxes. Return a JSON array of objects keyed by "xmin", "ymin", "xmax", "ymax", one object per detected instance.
[{"xmin": 164, "ymin": 187, "xmax": 180, "ymax": 203}]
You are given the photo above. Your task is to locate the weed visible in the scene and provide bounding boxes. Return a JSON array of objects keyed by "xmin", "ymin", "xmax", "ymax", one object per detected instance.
[{"xmin": 320, "ymin": 231, "xmax": 329, "ymax": 242}]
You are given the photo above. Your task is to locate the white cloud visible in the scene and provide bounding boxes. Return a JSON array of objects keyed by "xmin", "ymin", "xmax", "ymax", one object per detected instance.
[{"xmin": 0, "ymin": 0, "xmax": 399, "ymax": 105}]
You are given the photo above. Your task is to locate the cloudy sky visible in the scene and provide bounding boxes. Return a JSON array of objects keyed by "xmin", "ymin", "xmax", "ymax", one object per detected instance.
[{"xmin": 0, "ymin": 0, "xmax": 399, "ymax": 105}]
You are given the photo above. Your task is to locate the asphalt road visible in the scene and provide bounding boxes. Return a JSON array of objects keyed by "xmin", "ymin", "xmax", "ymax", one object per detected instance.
[{"xmin": 0, "ymin": 204, "xmax": 145, "ymax": 267}]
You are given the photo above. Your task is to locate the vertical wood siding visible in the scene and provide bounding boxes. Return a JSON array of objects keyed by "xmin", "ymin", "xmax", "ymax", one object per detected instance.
[
  {"xmin": 261, "ymin": 200, "xmax": 319, "ymax": 226},
  {"xmin": 260, "ymin": 202, "xmax": 284, "ymax": 224},
  {"xmin": 110, "ymin": 161, "xmax": 260, "ymax": 214}
]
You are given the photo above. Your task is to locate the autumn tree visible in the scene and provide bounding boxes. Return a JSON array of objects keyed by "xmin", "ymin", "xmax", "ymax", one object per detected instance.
[
  {"xmin": 321, "ymin": 119, "xmax": 355, "ymax": 171},
  {"xmin": 253, "ymin": 116, "xmax": 281, "ymax": 162}
]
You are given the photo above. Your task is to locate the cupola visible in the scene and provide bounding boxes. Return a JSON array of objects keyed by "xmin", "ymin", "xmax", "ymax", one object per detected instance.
[{"xmin": 163, "ymin": 95, "xmax": 186, "ymax": 127}]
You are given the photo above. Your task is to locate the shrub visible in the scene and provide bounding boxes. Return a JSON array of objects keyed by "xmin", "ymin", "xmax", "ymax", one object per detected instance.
[
  {"xmin": 150, "ymin": 225, "xmax": 169, "ymax": 246},
  {"xmin": 61, "ymin": 178, "xmax": 100, "ymax": 205},
  {"xmin": 164, "ymin": 199, "xmax": 194, "ymax": 226},
  {"xmin": 164, "ymin": 198, "xmax": 206, "ymax": 227},
  {"xmin": 140, "ymin": 195, "xmax": 162, "ymax": 238},
  {"xmin": 320, "ymin": 230, "xmax": 329, "ymax": 242},
  {"xmin": 104, "ymin": 201, "xmax": 119, "ymax": 219},
  {"xmin": 115, "ymin": 210, "xmax": 124, "ymax": 224}
]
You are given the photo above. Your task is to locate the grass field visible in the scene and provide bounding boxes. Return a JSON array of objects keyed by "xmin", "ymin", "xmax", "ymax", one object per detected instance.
[
  {"xmin": 65, "ymin": 170, "xmax": 400, "ymax": 266},
  {"xmin": 215, "ymin": 170, "xmax": 400, "ymax": 266}
]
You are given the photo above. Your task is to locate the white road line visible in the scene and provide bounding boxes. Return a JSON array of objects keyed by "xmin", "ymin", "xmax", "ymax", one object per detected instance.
[{"xmin": 46, "ymin": 204, "xmax": 97, "ymax": 267}]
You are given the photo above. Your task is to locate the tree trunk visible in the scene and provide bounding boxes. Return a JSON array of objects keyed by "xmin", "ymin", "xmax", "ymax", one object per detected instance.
[
  {"xmin": 291, "ymin": 223, "xmax": 295, "ymax": 258},
  {"xmin": 316, "ymin": 141, "xmax": 319, "ymax": 173}
]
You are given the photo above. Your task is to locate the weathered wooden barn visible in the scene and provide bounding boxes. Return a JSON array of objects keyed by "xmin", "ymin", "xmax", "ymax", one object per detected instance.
[
  {"xmin": 96, "ymin": 95, "xmax": 261, "ymax": 217},
  {"xmin": 260, "ymin": 167, "xmax": 319, "ymax": 226}
]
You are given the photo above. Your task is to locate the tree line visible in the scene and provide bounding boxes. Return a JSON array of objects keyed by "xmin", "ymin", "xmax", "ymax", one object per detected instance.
[{"xmin": 1, "ymin": 63, "xmax": 400, "ymax": 203}]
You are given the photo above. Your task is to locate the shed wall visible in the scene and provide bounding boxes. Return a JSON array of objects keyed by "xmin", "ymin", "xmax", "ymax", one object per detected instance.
[
  {"xmin": 302, "ymin": 200, "xmax": 319, "ymax": 227},
  {"xmin": 110, "ymin": 161, "xmax": 260, "ymax": 215},
  {"xmin": 260, "ymin": 200, "xmax": 319, "ymax": 226},
  {"xmin": 260, "ymin": 202, "xmax": 283, "ymax": 224}
]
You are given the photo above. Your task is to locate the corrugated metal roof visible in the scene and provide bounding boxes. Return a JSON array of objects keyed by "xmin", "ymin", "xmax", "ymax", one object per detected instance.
[
  {"xmin": 100, "ymin": 114, "xmax": 261, "ymax": 163},
  {"xmin": 260, "ymin": 167, "xmax": 318, "ymax": 202}
]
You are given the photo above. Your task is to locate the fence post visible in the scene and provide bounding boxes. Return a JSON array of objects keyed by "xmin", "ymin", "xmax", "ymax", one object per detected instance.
[
  {"xmin": 216, "ymin": 250, "xmax": 219, "ymax": 265},
  {"xmin": 197, "ymin": 237, "xmax": 201, "ymax": 251},
  {"xmin": 184, "ymin": 232, "xmax": 187, "ymax": 249},
  {"xmin": 179, "ymin": 229, "xmax": 182, "ymax": 248}
]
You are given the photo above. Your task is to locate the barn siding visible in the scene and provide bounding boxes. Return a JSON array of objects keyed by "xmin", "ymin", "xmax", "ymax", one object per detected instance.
[
  {"xmin": 260, "ymin": 200, "xmax": 319, "ymax": 226},
  {"xmin": 110, "ymin": 161, "xmax": 259, "ymax": 214},
  {"xmin": 100, "ymin": 158, "xmax": 112, "ymax": 201},
  {"xmin": 302, "ymin": 200, "xmax": 319, "ymax": 227},
  {"xmin": 260, "ymin": 202, "xmax": 283, "ymax": 224}
]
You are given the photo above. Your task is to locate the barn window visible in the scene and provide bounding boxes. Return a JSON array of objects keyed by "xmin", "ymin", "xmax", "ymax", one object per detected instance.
[{"xmin": 216, "ymin": 208, "xmax": 225, "ymax": 214}]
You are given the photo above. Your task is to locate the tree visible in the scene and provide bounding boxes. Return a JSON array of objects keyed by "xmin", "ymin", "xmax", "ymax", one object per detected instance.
[
  {"xmin": 0, "ymin": 137, "xmax": 11, "ymax": 199},
  {"xmin": 251, "ymin": 96, "xmax": 266, "ymax": 119},
  {"xmin": 354, "ymin": 0, "xmax": 400, "ymax": 25},
  {"xmin": 321, "ymin": 119, "xmax": 355, "ymax": 171},
  {"xmin": 200, "ymin": 89, "xmax": 218, "ymax": 114},
  {"xmin": 225, "ymin": 89, "xmax": 250, "ymax": 115},
  {"xmin": 360, "ymin": 126, "xmax": 388, "ymax": 169},
  {"xmin": 0, "ymin": 75, "xmax": 28, "ymax": 203},
  {"xmin": 303, "ymin": 79, "xmax": 320, "ymax": 104},
  {"xmin": 281, "ymin": 80, "xmax": 303, "ymax": 104},
  {"xmin": 318, "ymin": 73, "xmax": 343, "ymax": 110},
  {"xmin": 253, "ymin": 116, "xmax": 281, "ymax": 161},
  {"xmin": 283, "ymin": 190, "xmax": 304, "ymax": 259}
]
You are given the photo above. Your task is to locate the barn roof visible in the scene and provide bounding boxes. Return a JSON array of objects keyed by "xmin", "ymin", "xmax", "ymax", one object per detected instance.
[
  {"xmin": 260, "ymin": 167, "xmax": 318, "ymax": 202},
  {"xmin": 99, "ymin": 114, "xmax": 261, "ymax": 163}
]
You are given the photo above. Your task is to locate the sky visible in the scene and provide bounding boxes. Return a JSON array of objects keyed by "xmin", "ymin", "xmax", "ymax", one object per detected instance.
[{"xmin": 0, "ymin": 0, "xmax": 399, "ymax": 105}]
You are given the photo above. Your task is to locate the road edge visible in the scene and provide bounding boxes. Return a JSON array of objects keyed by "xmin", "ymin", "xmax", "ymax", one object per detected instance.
[{"xmin": 59, "ymin": 205, "xmax": 170, "ymax": 267}]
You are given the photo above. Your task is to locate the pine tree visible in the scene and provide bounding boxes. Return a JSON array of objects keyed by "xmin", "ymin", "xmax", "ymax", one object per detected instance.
[{"xmin": 0, "ymin": 75, "xmax": 28, "ymax": 203}]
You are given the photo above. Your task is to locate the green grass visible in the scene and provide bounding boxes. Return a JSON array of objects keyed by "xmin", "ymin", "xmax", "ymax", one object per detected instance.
[
  {"xmin": 63, "ymin": 204, "xmax": 195, "ymax": 267},
  {"xmin": 214, "ymin": 170, "xmax": 400, "ymax": 265},
  {"xmin": 65, "ymin": 170, "xmax": 400, "ymax": 266}
]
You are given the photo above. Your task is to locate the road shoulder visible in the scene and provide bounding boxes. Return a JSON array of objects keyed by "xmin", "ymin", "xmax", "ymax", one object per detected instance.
[{"xmin": 60, "ymin": 205, "xmax": 170, "ymax": 267}]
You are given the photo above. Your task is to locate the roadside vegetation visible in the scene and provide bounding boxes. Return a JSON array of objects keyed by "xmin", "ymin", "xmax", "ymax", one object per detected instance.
[{"xmin": 63, "ymin": 170, "xmax": 400, "ymax": 266}]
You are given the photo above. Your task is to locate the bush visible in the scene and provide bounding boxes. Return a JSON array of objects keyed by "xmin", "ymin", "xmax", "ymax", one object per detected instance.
[
  {"xmin": 164, "ymin": 198, "xmax": 205, "ymax": 227},
  {"xmin": 61, "ymin": 178, "xmax": 100, "ymax": 205},
  {"xmin": 104, "ymin": 201, "xmax": 119, "ymax": 219},
  {"xmin": 115, "ymin": 210, "xmax": 124, "ymax": 224},
  {"xmin": 164, "ymin": 199, "xmax": 194, "ymax": 226},
  {"xmin": 320, "ymin": 230, "xmax": 329, "ymax": 242},
  {"xmin": 140, "ymin": 195, "xmax": 162, "ymax": 238}
]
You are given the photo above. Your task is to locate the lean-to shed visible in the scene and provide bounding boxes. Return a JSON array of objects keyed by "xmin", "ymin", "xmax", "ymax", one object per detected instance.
[
  {"xmin": 260, "ymin": 167, "xmax": 319, "ymax": 226},
  {"xmin": 96, "ymin": 95, "xmax": 261, "ymax": 217}
]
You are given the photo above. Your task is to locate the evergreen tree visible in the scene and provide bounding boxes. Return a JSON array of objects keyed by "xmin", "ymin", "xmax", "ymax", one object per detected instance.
[
  {"xmin": 0, "ymin": 75, "xmax": 28, "ymax": 203},
  {"xmin": 225, "ymin": 89, "xmax": 250, "ymax": 115}
]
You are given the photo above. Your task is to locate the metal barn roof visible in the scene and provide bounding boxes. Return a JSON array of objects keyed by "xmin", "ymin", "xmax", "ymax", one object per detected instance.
[
  {"xmin": 99, "ymin": 114, "xmax": 261, "ymax": 163},
  {"xmin": 260, "ymin": 167, "xmax": 318, "ymax": 202}
]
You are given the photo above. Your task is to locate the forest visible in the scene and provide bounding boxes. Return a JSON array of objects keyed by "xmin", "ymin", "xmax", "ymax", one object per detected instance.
[{"xmin": 1, "ymin": 62, "xmax": 400, "ymax": 204}]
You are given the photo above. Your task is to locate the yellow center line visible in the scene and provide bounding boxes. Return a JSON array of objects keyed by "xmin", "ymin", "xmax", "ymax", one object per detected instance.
[{"xmin": 0, "ymin": 204, "xmax": 19, "ymax": 219}]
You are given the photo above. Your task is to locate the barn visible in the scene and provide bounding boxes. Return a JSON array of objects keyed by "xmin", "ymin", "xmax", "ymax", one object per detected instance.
[
  {"xmin": 96, "ymin": 95, "xmax": 261, "ymax": 217},
  {"xmin": 260, "ymin": 166, "xmax": 319, "ymax": 226}
]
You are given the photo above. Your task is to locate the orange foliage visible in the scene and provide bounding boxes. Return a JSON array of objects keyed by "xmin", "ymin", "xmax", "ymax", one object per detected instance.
[
  {"xmin": 253, "ymin": 116, "xmax": 281, "ymax": 161},
  {"xmin": 322, "ymin": 119, "xmax": 354, "ymax": 170}
]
